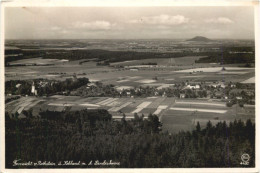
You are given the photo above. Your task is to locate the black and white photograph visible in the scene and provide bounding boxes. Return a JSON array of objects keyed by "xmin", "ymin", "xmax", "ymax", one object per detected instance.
[{"xmin": 1, "ymin": 0, "xmax": 259, "ymax": 172}]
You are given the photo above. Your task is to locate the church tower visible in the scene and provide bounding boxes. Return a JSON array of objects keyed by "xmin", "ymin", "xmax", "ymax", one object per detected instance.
[{"xmin": 31, "ymin": 82, "xmax": 35, "ymax": 94}]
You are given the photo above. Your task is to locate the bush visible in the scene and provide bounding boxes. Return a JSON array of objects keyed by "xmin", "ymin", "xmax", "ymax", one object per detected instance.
[
  {"xmin": 226, "ymin": 102, "xmax": 233, "ymax": 107},
  {"xmin": 239, "ymin": 102, "xmax": 244, "ymax": 107}
]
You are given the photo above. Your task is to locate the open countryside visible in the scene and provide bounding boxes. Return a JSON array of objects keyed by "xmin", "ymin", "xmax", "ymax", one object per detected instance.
[{"xmin": 5, "ymin": 37, "xmax": 255, "ymax": 167}]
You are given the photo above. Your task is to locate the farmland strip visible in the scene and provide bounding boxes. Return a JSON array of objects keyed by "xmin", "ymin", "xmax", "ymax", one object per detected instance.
[
  {"xmin": 96, "ymin": 98, "xmax": 114, "ymax": 105},
  {"xmin": 109, "ymin": 102, "xmax": 132, "ymax": 112},
  {"xmin": 170, "ymin": 107, "xmax": 227, "ymax": 114},
  {"xmin": 175, "ymin": 101, "xmax": 225, "ymax": 107},
  {"xmin": 80, "ymin": 103, "xmax": 100, "ymax": 107},
  {"xmin": 153, "ymin": 105, "xmax": 168, "ymax": 115},
  {"xmin": 24, "ymin": 100, "xmax": 44, "ymax": 110},
  {"xmin": 101, "ymin": 98, "xmax": 118, "ymax": 106},
  {"xmin": 132, "ymin": 102, "xmax": 152, "ymax": 113}
]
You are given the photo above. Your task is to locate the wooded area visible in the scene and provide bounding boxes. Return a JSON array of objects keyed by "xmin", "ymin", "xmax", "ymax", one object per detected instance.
[
  {"xmin": 5, "ymin": 109, "xmax": 255, "ymax": 168},
  {"xmin": 5, "ymin": 46, "xmax": 255, "ymax": 65}
]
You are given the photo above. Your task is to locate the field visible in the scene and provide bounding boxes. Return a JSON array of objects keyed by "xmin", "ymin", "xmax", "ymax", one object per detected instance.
[
  {"xmin": 5, "ymin": 59, "xmax": 113, "ymax": 81},
  {"xmin": 241, "ymin": 77, "xmax": 255, "ymax": 83},
  {"xmin": 8, "ymin": 57, "xmax": 68, "ymax": 65},
  {"xmin": 5, "ymin": 56, "xmax": 255, "ymax": 91},
  {"xmin": 110, "ymin": 56, "xmax": 205, "ymax": 66},
  {"xmin": 161, "ymin": 99, "xmax": 255, "ymax": 133},
  {"xmin": 174, "ymin": 67, "xmax": 254, "ymax": 73},
  {"xmin": 6, "ymin": 96, "xmax": 255, "ymax": 133},
  {"xmin": 5, "ymin": 97, "xmax": 45, "ymax": 115}
]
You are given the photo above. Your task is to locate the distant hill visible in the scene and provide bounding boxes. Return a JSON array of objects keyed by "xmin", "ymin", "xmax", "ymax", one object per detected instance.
[{"xmin": 187, "ymin": 36, "xmax": 212, "ymax": 42}]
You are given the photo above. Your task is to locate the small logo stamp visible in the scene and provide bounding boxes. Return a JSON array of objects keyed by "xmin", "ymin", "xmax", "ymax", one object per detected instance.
[{"xmin": 240, "ymin": 153, "xmax": 250, "ymax": 165}]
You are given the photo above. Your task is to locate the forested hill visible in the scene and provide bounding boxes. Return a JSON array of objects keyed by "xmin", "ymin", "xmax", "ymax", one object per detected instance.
[
  {"xmin": 187, "ymin": 36, "xmax": 212, "ymax": 42},
  {"xmin": 5, "ymin": 109, "xmax": 255, "ymax": 168}
]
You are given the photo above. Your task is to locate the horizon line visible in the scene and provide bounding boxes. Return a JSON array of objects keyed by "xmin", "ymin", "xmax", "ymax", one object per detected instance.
[{"xmin": 5, "ymin": 38, "xmax": 255, "ymax": 41}]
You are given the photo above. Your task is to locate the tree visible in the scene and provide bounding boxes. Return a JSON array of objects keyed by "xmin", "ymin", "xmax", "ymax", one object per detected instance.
[
  {"xmin": 196, "ymin": 122, "xmax": 201, "ymax": 132},
  {"xmin": 148, "ymin": 114, "xmax": 162, "ymax": 133},
  {"xmin": 121, "ymin": 113, "xmax": 126, "ymax": 124},
  {"xmin": 226, "ymin": 102, "xmax": 233, "ymax": 107}
]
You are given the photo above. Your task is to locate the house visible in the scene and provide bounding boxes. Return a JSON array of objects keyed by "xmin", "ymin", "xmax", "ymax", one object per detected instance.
[
  {"xmin": 220, "ymin": 84, "xmax": 225, "ymax": 88},
  {"xmin": 209, "ymin": 82, "xmax": 225, "ymax": 88},
  {"xmin": 214, "ymin": 91, "xmax": 223, "ymax": 99},
  {"xmin": 185, "ymin": 84, "xmax": 200, "ymax": 89},
  {"xmin": 209, "ymin": 84, "xmax": 218, "ymax": 88},
  {"xmin": 230, "ymin": 84, "xmax": 236, "ymax": 88},
  {"xmin": 62, "ymin": 91, "xmax": 68, "ymax": 95},
  {"xmin": 87, "ymin": 83, "xmax": 97, "ymax": 87},
  {"xmin": 246, "ymin": 91, "xmax": 254, "ymax": 96},
  {"xmin": 126, "ymin": 92, "xmax": 131, "ymax": 96},
  {"xmin": 39, "ymin": 81, "xmax": 48, "ymax": 87},
  {"xmin": 16, "ymin": 83, "xmax": 21, "ymax": 88},
  {"xmin": 236, "ymin": 96, "xmax": 242, "ymax": 100},
  {"xmin": 180, "ymin": 94, "xmax": 185, "ymax": 98},
  {"xmin": 135, "ymin": 88, "xmax": 141, "ymax": 92},
  {"xmin": 162, "ymin": 91, "xmax": 167, "ymax": 97},
  {"xmin": 116, "ymin": 86, "xmax": 134, "ymax": 91},
  {"xmin": 130, "ymin": 69, "xmax": 138, "ymax": 71}
]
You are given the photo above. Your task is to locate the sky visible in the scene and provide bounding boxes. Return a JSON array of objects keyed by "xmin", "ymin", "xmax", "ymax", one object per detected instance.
[{"xmin": 5, "ymin": 6, "xmax": 255, "ymax": 40}]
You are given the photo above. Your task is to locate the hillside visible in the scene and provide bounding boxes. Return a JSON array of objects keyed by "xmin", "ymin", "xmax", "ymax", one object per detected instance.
[{"xmin": 187, "ymin": 36, "xmax": 212, "ymax": 42}]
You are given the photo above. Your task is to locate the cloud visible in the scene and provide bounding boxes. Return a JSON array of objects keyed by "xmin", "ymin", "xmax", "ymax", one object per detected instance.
[
  {"xmin": 72, "ymin": 21, "xmax": 114, "ymax": 30},
  {"xmin": 50, "ymin": 26, "xmax": 62, "ymax": 31},
  {"xmin": 205, "ymin": 17, "xmax": 234, "ymax": 24},
  {"xmin": 129, "ymin": 15, "xmax": 190, "ymax": 25},
  {"xmin": 43, "ymin": 26, "xmax": 69, "ymax": 34}
]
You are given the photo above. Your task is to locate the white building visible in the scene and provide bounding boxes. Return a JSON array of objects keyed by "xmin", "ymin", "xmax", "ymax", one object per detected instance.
[
  {"xmin": 31, "ymin": 82, "xmax": 35, "ymax": 94},
  {"xmin": 236, "ymin": 96, "xmax": 242, "ymax": 100},
  {"xmin": 31, "ymin": 82, "xmax": 38, "ymax": 95},
  {"xmin": 16, "ymin": 83, "xmax": 21, "ymax": 88},
  {"xmin": 180, "ymin": 94, "xmax": 185, "ymax": 98},
  {"xmin": 185, "ymin": 84, "xmax": 200, "ymax": 89},
  {"xmin": 130, "ymin": 69, "xmax": 138, "ymax": 71},
  {"xmin": 209, "ymin": 82, "xmax": 225, "ymax": 88}
]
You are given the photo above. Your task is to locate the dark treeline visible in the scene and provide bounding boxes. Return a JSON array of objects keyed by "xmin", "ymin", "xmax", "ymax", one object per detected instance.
[
  {"xmin": 5, "ymin": 109, "xmax": 255, "ymax": 168},
  {"xmin": 5, "ymin": 78, "xmax": 89, "ymax": 96},
  {"xmin": 5, "ymin": 80, "xmax": 32, "ymax": 95},
  {"xmin": 6, "ymin": 49, "xmax": 205, "ymax": 63},
  {"xmin": 195, "ymin": 47, "xmax": 255, "ymax": 64},
  {"xmin": 141, "ymin": 62, "xmax": 158, "ymax": 65},
  {"xmin": 5, "ymin": 47, "xmax": 254, "ymax": 65},
  {"xmin": 71, "ymin": 82, "xmax": 120, "ymax": 97}
]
